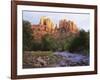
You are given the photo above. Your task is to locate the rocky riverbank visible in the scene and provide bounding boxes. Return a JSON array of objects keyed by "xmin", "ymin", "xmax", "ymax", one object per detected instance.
[{"xmin": 23, "ymin": 51, "xmax": 89, "ymax": 68}]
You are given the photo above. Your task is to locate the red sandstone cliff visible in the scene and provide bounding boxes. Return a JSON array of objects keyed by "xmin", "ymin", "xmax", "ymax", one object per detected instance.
[{"xmin": 31, "ymin": 17, "xmax": 79, "ymax": 41}]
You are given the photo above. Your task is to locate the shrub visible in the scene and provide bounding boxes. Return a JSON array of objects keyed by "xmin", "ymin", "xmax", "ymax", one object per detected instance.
[{"xmin": 68, "ymin": 29, "xmax": 89, "ymax": 54}]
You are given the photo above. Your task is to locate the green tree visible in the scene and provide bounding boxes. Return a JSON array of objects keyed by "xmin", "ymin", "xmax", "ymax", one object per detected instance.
[
  {"xmin": 23, "ymin": 20, "xmax": 33, "ymax": 51},
  {"xmin": 63, "ymin": 36, "xmax": 74, "ymax": 51},
  {"xmin": 41, "ymin": 34, "xmax": 57, "ymax": 51},
  {"xmin": 68, "ymin": 29, "xmax": 89, "ymax": 54}
]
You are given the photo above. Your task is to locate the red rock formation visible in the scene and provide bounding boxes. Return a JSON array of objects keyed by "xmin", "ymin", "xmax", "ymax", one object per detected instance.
[
  {"xmin": 59, "ymin": 19, "xmax": 78, "ymax": 33},
  {"xmin": 31, "ymin": 17, "xmax": 79, "ymax": 41},
  {"xmin": 40, "ymin": 16, "xmax": 55, "ymax": 32}
]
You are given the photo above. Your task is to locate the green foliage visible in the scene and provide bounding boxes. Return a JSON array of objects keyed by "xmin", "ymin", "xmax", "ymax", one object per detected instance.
[
  {"xmin": 23, "ymin": 20, "xmax": 33, "ymax": 51},
  {"xmin": 41, "ymin": 34, "xmax": 57, "ymax": 51},
  {"xmin": 31, "ymin": 41, "xmax": 42, "ymax": 51},
  {"xmin": 63, "ymin": 37, "xmax": 74, "ymax": 51},
  {"xmin": 68, "ymin": 29, "xmax": 89, "ymax": 54}
]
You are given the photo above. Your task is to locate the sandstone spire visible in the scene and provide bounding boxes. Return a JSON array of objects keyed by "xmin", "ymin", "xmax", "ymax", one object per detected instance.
[
  {"xmin": 59, "ymin": 19, "xmax": 78, "ymax": 33},
  {"xmin": 40, "ymin": 16, "xmax": 54, "ymax": 32}
]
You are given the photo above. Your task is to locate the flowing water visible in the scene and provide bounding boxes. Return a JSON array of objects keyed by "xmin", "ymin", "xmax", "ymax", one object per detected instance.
[{"xmin": 54, "ymin": 51, "xmax": 89, "ymax": 67}]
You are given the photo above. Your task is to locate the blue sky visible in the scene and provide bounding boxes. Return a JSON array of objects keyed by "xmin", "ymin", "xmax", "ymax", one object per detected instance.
[{"xmin": 23, "ymin": 11, "xmax": 90, "ymax": 31}]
